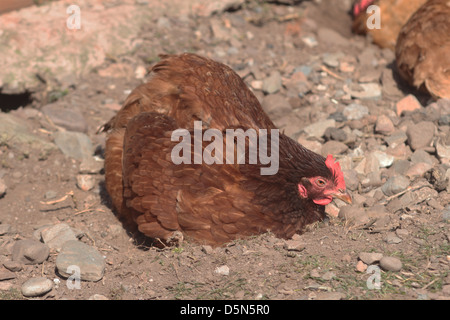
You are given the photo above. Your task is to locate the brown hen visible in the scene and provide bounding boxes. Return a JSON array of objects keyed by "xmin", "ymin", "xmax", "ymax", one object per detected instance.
[
  {"xmin": 352, "ymin": 0, "xmax": 427, "ymax": 50},
  {"xmin": 395, "ymin": 0, "xmax": 450, "ymax": 99},
  {"xmin": 101, "ymin": 53, "xmax": 351, "ymax": 246}
]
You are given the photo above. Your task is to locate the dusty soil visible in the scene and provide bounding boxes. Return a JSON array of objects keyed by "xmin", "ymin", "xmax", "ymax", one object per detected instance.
[{"xmin": 0, "ymin": 0, "xmax": 449, "ymax": 301}]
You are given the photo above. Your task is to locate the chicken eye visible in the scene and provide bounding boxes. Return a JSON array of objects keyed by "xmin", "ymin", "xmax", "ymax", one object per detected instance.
[{"xmin": 316, "ymin": 178, "xmax": 326, "ymax": 186}]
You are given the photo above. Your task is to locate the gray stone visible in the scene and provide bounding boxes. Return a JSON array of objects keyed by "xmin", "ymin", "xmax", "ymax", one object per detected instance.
[
  {"xmin": 385, "ymin": 233, "xmax": 402, "ymax": 244},
  {"xmin": 214, "ymin": 265, "xmax": 230, "ymax": 276},
  {"xmin": 3, "ymin": 260, "xmax": 23, "ymax": 272},
  {"xmin": 321, "ymin": 140, "xmax": 348, "ymax": 156},
  {"xmin": 53, "ymin": 131, "xmax": 93, "ymax": 161},
  {"xmin": 317, "ymin": 28, "xmax": 349, "ymax": 47},
  {"xmin": 379, "ymin": 256, "xmax": 402, "ymax": 272},
  {"xmin": 406, "ymin": 121, "xmax": 435, "ymax": 151},
  {"xmin": 0, "ymin": 179, "xmax": 6, "ymax": 198},
  {"xmin": 40, "ymin": 223, "xmax": 78, "ymax": 251},
  {"xmin": 323, "ymin": 127, "xmax": 347, "ymax": 142},
  {"xmin": 443, "ymin": 206, "xmax": 450, "ymax": 222},
  {"xmin": 0, "ymin": 224, "xmax": 12, "ymax": 236},
  {"xmin": 262, "ymin": 71, "xmax": 282, "ymax": 94},
  {"xmin": 343, "ymin": 104, "xmax": 369, "ymax": 120},
  {"xmin": 385, "ymin": 130, "xmax": 408, "ymax": 148},
  {"xmin": 343, "ymin": 169, "xmax": 359, "ymax": 191},
  {"xmin": 41, "ymin": 104, "xmax": 88, "ymax": 133},
  {"xmin": 261, "ymin": 94, "xmax": 292, "ymax": 120},
  {"xmin": 303, "ymin": 119, "xmax": 336, "ymax": 138},
  {"xmin": 56, "ymin": 240, "xmax": 105, "ymax": 281},
  {"xmin": 372, "ymin": 151, "xmax": 394, "ymax": 168},
  {"xmin": 411, "ymin": 149, "xmax": 434, "ymax": 165},
  {"xmin": 11, "ymin": 239, "xmax": 50, "ymax": 265},
  {"xmin": 0, "ymin": 113, "xmax": 56, "ymax": 152},
  {"xmin": 348, "ymin": 83, "xmax": 381, "ymax": 100},
  {"xmin": 359, "ymin": 252, "xmax": 383, "ymax": 265},
  {"xmin": 381, "ymin": 175, "xmax": 410, "ymax": 196},
  {"xmin": 21, "ymin": 277, "xmax": 53, "ymax": 297},
  {"xmin": 0, "ymin": 270, "xmax": 16, "ymax": 281}
]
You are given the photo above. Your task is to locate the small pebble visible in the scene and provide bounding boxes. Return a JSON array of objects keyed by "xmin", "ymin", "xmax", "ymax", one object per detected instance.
[
  {"xmin": 355, "ymin": 260, "xmax": 367, "ymax": 272},
  {"xmin": 214, "ymin": 265, "xmax": 230, "ymax": 276},
  {"xmin": 359, "ymin": 252, "xmax": 383, "ymax": 265},
  {"xmin": 379, "ymin": 256, "xmax": 402, "ymax": 272},
  {"xmin": 21, "ymin": 277, "xmax": 53, "ymax": 297}
]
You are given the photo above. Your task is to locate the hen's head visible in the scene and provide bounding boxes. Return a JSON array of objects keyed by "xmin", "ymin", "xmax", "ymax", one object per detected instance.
[
  {"xmin": 353, "ymin": 0, "xmax": 376, "ymax": 17},
  {"xmin": 298, "ymin": 155, "xmax": 351, "ymax": 206}
]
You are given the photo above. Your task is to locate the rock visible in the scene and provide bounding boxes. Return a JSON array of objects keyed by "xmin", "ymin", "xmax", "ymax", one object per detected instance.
[
  {"xmin": 297, "ymin": 137, "xmax": 322, "ymax": 154},
  {"xmin": 379, "ymin": 256, "xmax": 402, "ymax": 272},
  {"xmin": 385, "ymin": 130, "xmax": 408, "ymax": 148},
  {"xmin": 79, "ymin": 157, "xmax": 104, "ymax": 174},
  {"xmin": 343, "ymin": 104, "xmax": 369, "ymax": 120},
  {"xmin": 261, "ymin": 94, "xmax": 292, "ymax": 120},
  {"xmin": 359, "ymin": 252, "xmax": 383, "ymax": 265},
  {"xmin": 411, "ymin": 151, "xmax": 434, "ymax": 167},
  {"xmin": 375, "ymin": 115, "xmax": 395, "ymax": 135},
  {"xmin": 372, "ymin": 151, "xmax": 394, "ymax": 168},
  {"xmin": 44, "ymin": 190, "xmax": 58, "ymax": 200},
  {"xmin": 41, "ymin": 104, "xmax": 88, "ymax": 133},
  {"xmin": 303, "ymin": 119, "xmax": 336, "ymax": 138},
  {"xmin": 321, "ymin": 140, "xmax": 348, "ymax": 156},
  {"xmin": 314, "ymin": 292, "xmax": 346, "ymax": 300},
  {"xmin": 0, "ymin": 224, "xmax": 12, "ymax": 236},
  {"xmin": 283, "ymin": 71, "xmax": 311, "ymax": 97},
  {"xmin": 0, "ymin": 270, "xmax": 16, "ymax": 281},
  {"xmin": 214, "ymin": 265, "xmax": 230, "ymax": 276},
  {"xmin": 355, "ymin": 260, "xmax": 367, "ymax": 272},
  {"xmin": 201, "ymin": 245, "xmax": 214, "ymax": 255},
  {"xmin": 396, "ymin": 94, "xmax": 422, "ymax": 116},
  {"xmin": 343, "ymin": 169, "xmax": 359, "ymax": 191},
  {"xmin": 89, "ymin": 294, "xmax": 109, "ymax": 300},
  {"xmin": 391, "ymin": 159, "xmax": 411, "ymax": 175},
  {"xmin": 156, "ymin": 16, "xmax": 171, "ymax": 29},
  {"xmin": 250, "ymin": 80, "xmax": 263, "ymax": 90},
  {"xmin": 436, "ymin": 138, "xmax": 450, "ymax": 163},
  {"xmin": 3, "ymin": 260, "xmax": 23, "ymax": 272},
  {"xmin": 76, "ymin": 174, "xmax": 96, "ymax": 191},
  {"xmin": 322, "ymin": 52, "xmax": 343, "ymax": 68},
  {"xmin": 385, "ymin": 233, "xmax": 402, "ymax": 244},
  {"xmin": 317, "ymin": 28, "xmax": 348, "ymax": 47},
  {"xmin": 395, "ymin": 229, "xmax": 409, "ymax": 238},
  {"xmin": 0, "ymin": 179, "xmax": 6, "ymax": 198},
  {"xmin": 406, "ymin": 121, "xmax": 435, "ymax": 151},
  {"xmin": 11, "ymin": 239, "xmax": 50, "ymax": 265},
  {"xmin": 56, "ymin": 240, "xmax": 105, "ymax": 282},
  {"xmin": 323, "ymin": 127, "xmax": 347, "ymax": 142},
  {"xmin": 283, "ymin": 239, "xmax": 306, "ymax": 252},
  {"xmin": 381, "ymin": 175, "xmax": 410, "ymax": 196},
  {"xmin": 443, "ymin": 206, "xmax": 450, "ymax": 222},
  {"xmin": 21, "ymin": 277, "xmax": 53, "ymax": 297},
  {"xmin": 405, "ymin": 162, "xmax": 432, "ymax": 179},
  {"xmin": 40, "ymin": 223, "xmax": 78, "ymax": 251},
  {"xmin": 262, "ymin": 71, "xmax": 282, "ymax": 94},
  {"xmin": 0, "ymin": 113, "xmax": 56, "ymax": 153},
  {"xmin": 347, "ymin": 83, "xmax": 381, "ymax": 100},
  {"xmin": 53, "ymin": 131, "xmax": 93, "ymax": 161}
]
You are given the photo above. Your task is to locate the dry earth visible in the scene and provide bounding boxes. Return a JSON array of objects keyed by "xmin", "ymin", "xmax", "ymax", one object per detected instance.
[{"xmin": 0, "ymin": 0, "xmax": 449, "ymax": 302}]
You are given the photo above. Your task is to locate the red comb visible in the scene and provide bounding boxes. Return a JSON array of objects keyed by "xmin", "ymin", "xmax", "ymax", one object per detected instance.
[
  {"xmin": 325, "ymin": 155, "xmax": 346, "ymax": 190},
  {"xmin": 353, "ymin": 0, "xmax": 375, "ymax": 16}
]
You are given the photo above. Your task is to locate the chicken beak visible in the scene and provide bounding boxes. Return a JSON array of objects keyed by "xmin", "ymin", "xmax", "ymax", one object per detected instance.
[{"xmin": 332, "ymin": 190, "xmax": 352, "ymax": 204}]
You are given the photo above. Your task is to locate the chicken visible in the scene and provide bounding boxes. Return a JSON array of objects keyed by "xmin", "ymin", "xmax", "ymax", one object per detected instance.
[
  {"xmin": 395, "ymin": 0, "xmax": 450, "ymax": 99},
  {"xmin": 352, "ymin": 0, "xmax": 427, "ymax": 50},
  {"xmin": 100, "ymin": 53, "xmax": 351, "ymax": 247}
]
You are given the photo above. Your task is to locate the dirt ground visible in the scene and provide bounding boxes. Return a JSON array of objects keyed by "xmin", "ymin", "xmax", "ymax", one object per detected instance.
[{"xmin": 0, "ymin": 0, "xmax": 449, "ymax": 301}]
